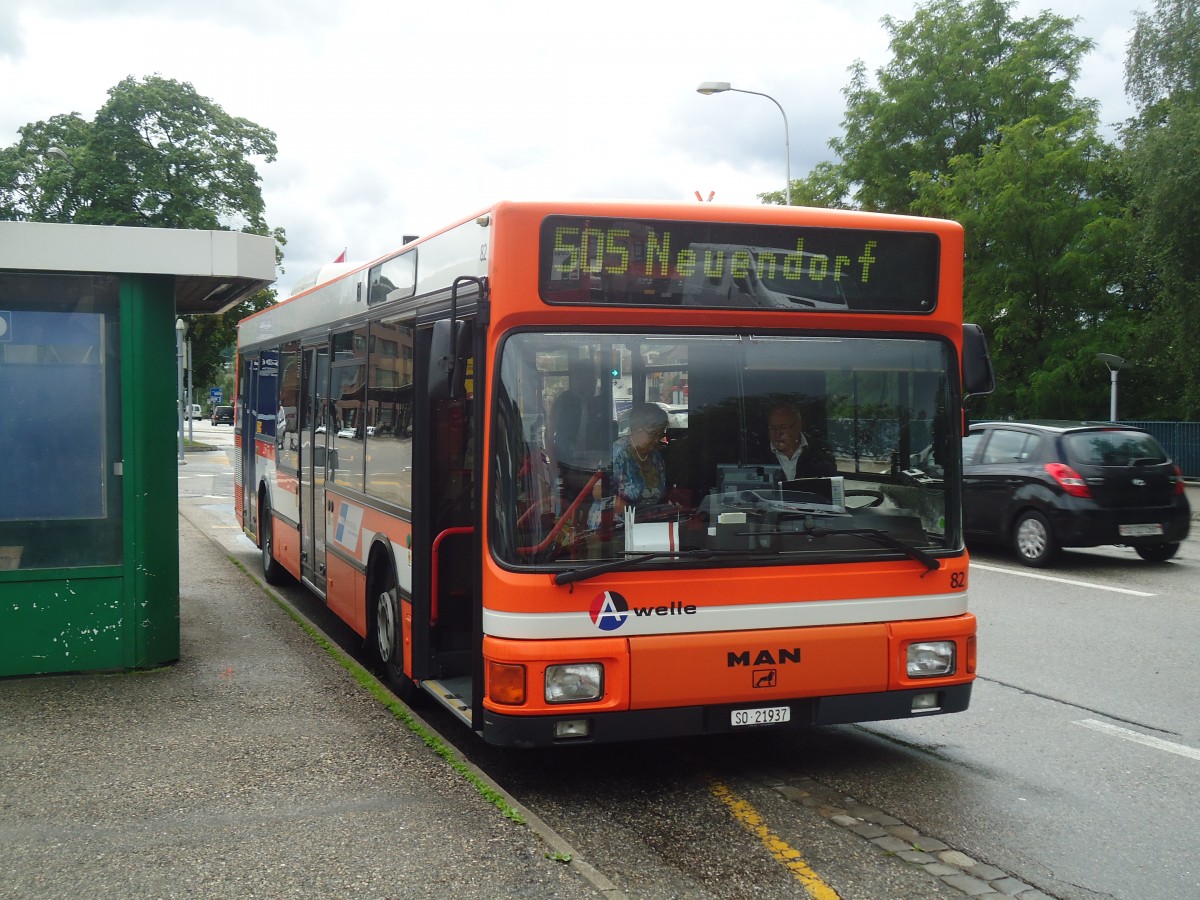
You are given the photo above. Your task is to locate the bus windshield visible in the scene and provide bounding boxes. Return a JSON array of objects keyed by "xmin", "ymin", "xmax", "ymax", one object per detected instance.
[{"xmin": 491, "ymin": 332, "xmax": 958, "ymax": 570}]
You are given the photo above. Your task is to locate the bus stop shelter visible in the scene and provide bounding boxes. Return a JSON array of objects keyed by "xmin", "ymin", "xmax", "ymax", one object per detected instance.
[{"xmin": 0, "ymin": 222, "xmax": 275, "ymax": 677}]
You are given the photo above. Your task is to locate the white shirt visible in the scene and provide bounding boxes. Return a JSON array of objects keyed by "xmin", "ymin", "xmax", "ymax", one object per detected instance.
[{"xmin": 771, "ymin": 434, "xmax": 810, "ymax": 481}]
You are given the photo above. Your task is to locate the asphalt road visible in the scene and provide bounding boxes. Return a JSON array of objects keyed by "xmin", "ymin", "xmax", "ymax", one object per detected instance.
[{"xmin": 180, "ymin": 426, "xmax": 1200, "ymax": 899}]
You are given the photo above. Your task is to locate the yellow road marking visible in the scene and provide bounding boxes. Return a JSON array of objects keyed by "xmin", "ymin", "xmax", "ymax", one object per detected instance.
[{"xmin": 709, "ymin": 779, "xmax": 840, "ymax": 899}]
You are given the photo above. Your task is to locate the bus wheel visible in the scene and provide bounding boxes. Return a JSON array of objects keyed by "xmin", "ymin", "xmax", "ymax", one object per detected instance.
[
  {"xmin": 259, "ymin": 498, "xmax": 288, "ymax": 585},
  {"xmin": 370, "ymin": 569, "xmax": 415, "ymax": 702}
]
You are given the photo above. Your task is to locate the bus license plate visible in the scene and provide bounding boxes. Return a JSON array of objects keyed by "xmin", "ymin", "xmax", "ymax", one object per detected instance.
[
  {"xmin": 1120, "ymin": 523, "xmax": 1163, "ymax": 537},
  {"xmin": 732, "ymin": 706, "xmax": 791, "ymax": 727}
]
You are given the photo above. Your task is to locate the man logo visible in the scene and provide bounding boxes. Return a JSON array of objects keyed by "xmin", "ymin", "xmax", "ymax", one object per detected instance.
[{"xmin": 589, "ymin": 590, "xmax": 629, "ymax": 631}]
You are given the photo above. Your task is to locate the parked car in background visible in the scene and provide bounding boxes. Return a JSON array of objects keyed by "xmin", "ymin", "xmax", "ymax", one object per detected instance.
[
  {"xmin": 962, "ymin": 421, "xmax": 1190, "ymax": 566},
  {"xmin": 184, "ymin": 403, "xmax": 202, "ymax": 420},
  {"xmin": 211, "ymin": 405, "xmax": 234, "ymax": 426}
]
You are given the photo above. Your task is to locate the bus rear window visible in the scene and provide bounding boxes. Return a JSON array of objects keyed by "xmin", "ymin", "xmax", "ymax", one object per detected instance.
[{"xmin": 539, "ymin": 215, "xmax": 940, "ymax": 312}]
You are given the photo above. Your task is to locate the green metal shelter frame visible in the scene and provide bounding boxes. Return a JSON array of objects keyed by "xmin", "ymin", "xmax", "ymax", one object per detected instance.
[{"xmin": 0, "ymin": 222, "xmax": 274, "ymax": 677}]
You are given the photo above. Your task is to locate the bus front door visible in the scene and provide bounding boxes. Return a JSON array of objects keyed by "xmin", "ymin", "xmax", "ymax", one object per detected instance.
[
  {"xmin": 300, "ymin": 345, "xmax": 330, "ymax": 593},
  {"xmin": 418, "ymin": 319, "xmax": 478, "ymax": 714}
]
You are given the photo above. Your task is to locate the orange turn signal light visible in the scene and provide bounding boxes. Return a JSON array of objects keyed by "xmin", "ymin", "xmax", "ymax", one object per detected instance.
[{"xmin": 488, "ymin": 662, "xmax": 527, "ymax": 705}]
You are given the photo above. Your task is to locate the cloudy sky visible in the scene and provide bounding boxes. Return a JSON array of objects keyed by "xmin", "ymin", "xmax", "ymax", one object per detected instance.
[{"xmin": 1, "ymin": 0, "xmax": 1142, "ymax": 296}]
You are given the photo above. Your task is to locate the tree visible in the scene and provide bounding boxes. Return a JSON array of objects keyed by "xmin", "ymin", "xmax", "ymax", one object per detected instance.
[
  {"xmin": 832, "ymin": 0, "xmax": 1096, "ymax": 214},
  {"xmin": 759, "ymin": 161, "xmax": 852, "ymax": 209},
  {"xmin": 1121, "ymin": 0, "xmax": 1200, "ymax": 418},
  {"xmin": 0, "ymin": 75, "xmax": 284, "ymax": 390},
  {"xmin": 913, "ymin": 116, "xmax": 1133, "ymax": 417},
  {"xmin": 783, "ymin": 0, "xmax": 1138, "ymax": 419}
]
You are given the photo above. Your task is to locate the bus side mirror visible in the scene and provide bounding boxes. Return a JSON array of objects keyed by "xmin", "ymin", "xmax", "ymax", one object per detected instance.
[{"xmin": 962, "ymin": 324, "xmax": 995, "ymax": 399}]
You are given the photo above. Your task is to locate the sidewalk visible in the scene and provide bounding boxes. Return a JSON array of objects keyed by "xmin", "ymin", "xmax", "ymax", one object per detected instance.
[{"xmin": 0, "ymin": 515, "xmax": 604, "ymax": 900}]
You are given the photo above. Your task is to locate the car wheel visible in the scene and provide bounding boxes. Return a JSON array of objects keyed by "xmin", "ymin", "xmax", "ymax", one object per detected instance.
[
  {"xmin": 369, "ymin": 563, "xmax": 416, "ymax": 702},
  {"xmin": 1134, "ymin": 542, "xmax": 1179, "ymax": 562},
  {"xmin": 259, "ymin": 498, "xmax": 289, "ymax": 585},
  {"xmin": 1013, "ymin": 510, "xmax": 1058, "ymax": 567}
]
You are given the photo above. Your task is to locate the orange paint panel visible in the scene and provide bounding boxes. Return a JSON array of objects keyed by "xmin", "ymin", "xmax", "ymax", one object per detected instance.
[
  {"xmin": 402, "ymin": 598, "xmax": 414, "ymax": 679},
  {"xmin": 481, "ymin": 635, "xmax": 630, "ymax": 717},
  {"xmin": 628, "ymin": 625, "xmax": 890, "ymax": 710},
  {"xmin": 272, "ymin": 517, "xmax": 302, "ymax": 582},
  {"xmin": 326, "ymin": 553, "xmax": 366, "ymax": 637}
]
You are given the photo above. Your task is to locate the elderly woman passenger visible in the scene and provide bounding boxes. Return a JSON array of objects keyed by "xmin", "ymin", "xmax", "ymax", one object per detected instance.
[{"xmin": 610, "ymin": 403, "xmax": 669, "ymax": 513}]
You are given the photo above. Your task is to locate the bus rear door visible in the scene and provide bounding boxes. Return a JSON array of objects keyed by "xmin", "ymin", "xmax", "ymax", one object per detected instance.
[{"xmin": 300, "ymin": 343, "xmax": 330, "ymax": 593}]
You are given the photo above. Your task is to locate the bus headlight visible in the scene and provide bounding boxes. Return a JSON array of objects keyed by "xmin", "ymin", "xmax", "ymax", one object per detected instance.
[
  {"xmin": 907, "ymin": 641, "xmax": 955, "ymax": 677},
  {"xmin": 545, "ymin": 663, "xmax": 603, "ymax": 703}
]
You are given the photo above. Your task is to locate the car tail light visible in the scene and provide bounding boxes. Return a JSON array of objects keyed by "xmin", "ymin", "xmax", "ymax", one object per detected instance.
[
  {"xmin": 1045, "ymin": 462, "xmax": 1091, "ymax": 498},
  {"xmin": 1173, "ymin": 465, "xmax": 1186, "ymax": 496}
]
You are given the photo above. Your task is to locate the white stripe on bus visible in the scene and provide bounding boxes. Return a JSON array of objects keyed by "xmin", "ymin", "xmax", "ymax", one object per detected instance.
[{"xmin": 482, "ymin": 592, "xmax": 967, "ymax": 639}]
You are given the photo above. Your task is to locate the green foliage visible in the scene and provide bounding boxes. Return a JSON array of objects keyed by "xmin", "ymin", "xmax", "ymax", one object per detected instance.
[
  {"xmin": 181, "ymin": 288, "xmax": 277, "ymax": 400},
  {"xmin": 1124, "ymin": 0, "xmax": 1200, "ymax": 111},
  {"xmin": 0, "ymin": 113, "xmax": 93, "ymax": 222},
  {"xmin": 760, "ymin": 161, "xmax": 853, "ymax": 209},
  {"xmin": 833, "ymin": 0, "xmax": 1095, "ymax": 214},
  {"xmin": 912, "ymin": 115, "xmax": 1133, "ymax": 418},
  {"xmin": 0, "ymin": 75, "xmax": 285, "ymax": 390},
  {"xmin": 782, "ymin": 0, "xmax": 1200, "ymax": 420},
  {"xmin": 1121, "ymin": 0, "xmax": 1200, "ymax": 418}
]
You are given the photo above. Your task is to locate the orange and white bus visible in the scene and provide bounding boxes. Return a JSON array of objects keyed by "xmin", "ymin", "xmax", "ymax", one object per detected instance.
[{"xmin": 235, "ymin": 200, "xmax": 994, "ymax": 747}]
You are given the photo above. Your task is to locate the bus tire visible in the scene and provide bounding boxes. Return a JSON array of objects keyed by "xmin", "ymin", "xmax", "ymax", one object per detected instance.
[
  {"xmin": 259, "ymin": 496, "xmax": 289, "ymax": 585},
  {"xmin": 369, "ymin": 561, "xmax": 416, "ymax": 702}
]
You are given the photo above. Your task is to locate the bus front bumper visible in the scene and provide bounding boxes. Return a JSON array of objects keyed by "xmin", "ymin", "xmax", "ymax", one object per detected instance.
[{"xmin": 479, "ymin": 683, "xmax": 972, "ymax": 748}]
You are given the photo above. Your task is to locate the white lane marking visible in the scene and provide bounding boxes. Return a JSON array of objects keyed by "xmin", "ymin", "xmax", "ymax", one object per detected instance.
[
  {"xmin": 970, "ymin": 563, "xmax": 1155, "ymax": 597},
  {"xmin": 1076, "ymin": 719, "xmax": 1200, "ymax": 761}
]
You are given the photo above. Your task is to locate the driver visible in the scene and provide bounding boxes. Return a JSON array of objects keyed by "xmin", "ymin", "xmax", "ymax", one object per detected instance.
[{"xmin": 763, "ymin": 401, "xmax": 836, "ymax": 479}]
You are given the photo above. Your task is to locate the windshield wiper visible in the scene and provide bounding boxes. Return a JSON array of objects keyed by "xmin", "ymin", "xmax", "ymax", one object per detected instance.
[
  {"xmin": 553, "ymin": 548, "xmax": 770, "ymax": 586},
  {"xmin": 754, "ymin": 520, "xmax": 940, "ymax": 573},
  {"xmin": 818, "ymin": 526, "xmax": 940, "ymax": 573},
  {"xmin": 553, "ymin": 523, "xmax": 940, "ymax": 586}
]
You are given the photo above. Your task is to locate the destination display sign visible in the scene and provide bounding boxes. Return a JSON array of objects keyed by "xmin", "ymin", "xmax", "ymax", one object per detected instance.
[{"xmin": 539, "ymin": 215, "xmax": 941, "ymax": 312}]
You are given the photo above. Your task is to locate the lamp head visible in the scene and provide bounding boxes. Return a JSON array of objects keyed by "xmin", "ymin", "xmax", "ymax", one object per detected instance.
[
  {"xmin": 697, "ymin": 81, "xmax": 731, "ymax": 96},
  {"xmin": 1096, "ymin": 353, "xmax": 1125, "ymax": 370}
]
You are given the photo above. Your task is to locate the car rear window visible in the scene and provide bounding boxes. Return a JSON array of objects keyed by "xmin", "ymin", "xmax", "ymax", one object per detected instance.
[{"xmin": 1064, "ymin": 430, "xmax": 1167, "ymax": 466}]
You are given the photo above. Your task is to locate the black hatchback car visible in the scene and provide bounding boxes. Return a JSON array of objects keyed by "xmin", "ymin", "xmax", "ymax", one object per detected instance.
[
  {"xmin": 211, "ymin": 405, "xmax": 234, "ymax": 426},
  {"xmin": 962, "ymin": 421, "xmax": 1190, "ymax": 566}
]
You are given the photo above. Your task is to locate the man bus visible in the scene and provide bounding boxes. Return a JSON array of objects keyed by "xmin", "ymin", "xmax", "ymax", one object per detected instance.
[{"xmin": 235, "ymin": 200, "xmax": 994, "ymax": 747}]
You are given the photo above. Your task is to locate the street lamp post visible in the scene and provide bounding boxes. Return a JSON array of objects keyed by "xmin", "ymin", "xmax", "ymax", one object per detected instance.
[
  {"xmin": 1096, "ymin": 353, "xmax": 1125, "ymax": 422},
  {"xmin": 697, "ymin": 81, "xmax": 791, "ymax": 206},
  {"xmin": 186, "ymin": 336, "xmax": 194, "ymax": 444},
  {"xmin": 176, "ymin": 319, "xmax": 187, "ymax": 464}
]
